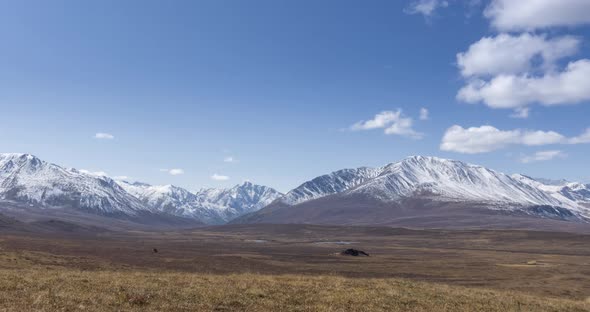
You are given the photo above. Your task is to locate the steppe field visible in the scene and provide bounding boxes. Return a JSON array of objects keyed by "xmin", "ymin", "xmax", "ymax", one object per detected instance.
[{"xmin": 0, "ymin": 224, "xmax": 589, "ymax": 311}]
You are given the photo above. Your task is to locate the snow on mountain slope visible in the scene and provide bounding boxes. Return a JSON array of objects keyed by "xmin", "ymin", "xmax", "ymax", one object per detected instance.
[
  {"xmin": 118, "ymin": 180, "xmax": 283, "ymax": 224},
  {"xmin": 0, "ymin": 153, "xmax": 148, "ymax": 215},
  {"xmin": 355, "ymin": 156, "xmax": 563, "ymax": 205},
  {"xmin": 512, "ymin": 174, "xmax": 590, "ymax": 214},
  {"xmin": 280, "ymin": 156, "xmax": 589, "ymax": 219},
  {"xmin": 0, "ymin": 153, "xmax": 282, "ymax": 224},
  {"xmin": 281, "ymin": 167, "xmax": 382, "ymax": 205},
  {"xmin": 2, "ymin": 153, "xmax": 587, "ymax": 225},
  {"xmin": 561, "ymin": 183, "xmax": 590, "ymax": 204},
  {"xmin": 195, "ymin": 182, "xmax": 283, "ymax": 218},
  {"xmin": 118, "ymin": 181, "xmax": 225, "ymax": 223}
]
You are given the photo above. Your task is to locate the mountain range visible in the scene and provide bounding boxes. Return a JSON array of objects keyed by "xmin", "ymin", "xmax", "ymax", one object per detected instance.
[
  {"xmin": 1, "ymin": 153, "xmax": 589, "ymax": 231},
  {"xmin": 0, "ymin": 153, "xmax": 282, "ymax": 227},
  {"xmin": 117, "ymin": 180, "xmax": 282, "ymax": 224}
]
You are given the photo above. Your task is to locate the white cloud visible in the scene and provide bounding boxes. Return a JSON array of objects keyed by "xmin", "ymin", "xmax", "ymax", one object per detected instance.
[
  {"xmin": 485, "ymin": 0, "xmax": 590, "ymax": 31},
  {"xmin": 168, "ymin": 169, "xmax": 184, "ymax": 176},
  {"xmin": 419, "ymin": 108, "xmax": 429, "ymax": 120},
  {"xmin": 520, "ymin": 130, "xmax": 566, "ymax": 146},
  {"xmin": 439, "ymin": 125, "xmax": 588, "ymax": 154},
  {"xmin": 455, "ymin": 5, "xmax": 590, "ymax": 118},
  {"xmin": 113, "ymin": 175, "xmax": 129, "ymax": 181},
  {"xmin": 441, "ymin": 125, "xmax": 521, "ymax": 154},
  {"xmin": 223, "ymin": 156, "xmax": 236, "ymax": 163},
  {"xmin": 569, "ymin": 128, "xmax": 590, "ymax": 144},
  {"xmin": 457, "ymin": 33, "xmax": 579, "ymax": 77},
  {"xmin": 94, "ymin": 133, "xmax": 114, "ymax": 140},
  {"xmin": 160, "ymin": 168, "xmax": 184, "ymax": 176},
  {"xmin": 211, "ymin": 173, "xmax": 230, "ymax": 181},
  {"xmin": 520, "ymin": 150, "xmax": 567, "ymax": 163},
  {"xmin": 351, "ymin": 111, "xmax": 400, "ymax": 130},
  {"xmin": 351, "ymin": 110, "xmax": 423, "ymax": 139},
  {"xmin": 458, "ymin": 59, "xmax": 590, "ymax": 111},
  {"xmin": 405, "ymin": 0, "xmax": 449, "ymax": 17},
  {"xmin": 80, "ymin": 169, "xmax": 108, "ymax": 177},
  {"xmin": 510, "ymin": 107, "xmax": 530, "ymax": 119}
]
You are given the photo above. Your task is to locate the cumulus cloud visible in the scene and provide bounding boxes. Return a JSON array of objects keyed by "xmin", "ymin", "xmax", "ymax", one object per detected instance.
[
  {"xmin": 419, "ymin": 108, "xmax": 429, "ymax": 120},
  {"xmin": 351, "ymin": 110, "xmax": 423, "ymax": 139},
  {"xmin": 440, "ymin": 125, "xmax": 589, "ymax": 154},
  {"xmin": 351, "ymin": 111, "xmax": 400, "ymax": 130},
  {"xmin": 485, "ymin": 0, "xmax": 590, "ymax": 31},
  {"xmin": 211, "ymin": 173, "xmax": 230, "ymax": 181},
  {"xmin": 520, "ymin": 150, "xmax": 567, "ymax": 163},
  {"xmin": 520, "ymin": 130, "xmax": 566, "ymax": 146},
  {"xmin": 455, "ymin": 33, "xmax": 588, "ymax": 115},
  {"xmin": 569, "ymin": 128, "xmax": 590, "ymax": 144},
  {"xmin": 405, "ymin": 0, "xmax": 449, "ymax": 17},
  {"xmin": 160, "ymin": 168, "xmax": 184, "ymax": 176},
  {"xmin": 223, "ymin": 156, "xmax": 236, "ymax": 163},
  {"xmin": 457, "ymin": 60, "xmax": 590, "ymax": 110},
  {"xmin": 455, "ymin": 1, "xmax": 590, "ymax": 117},
  {"xmin": 94, "ymin": 133, "xmax": 114, "ymax": 140},
  {"xmin": 457, "ymin": 33, "xmax": 579, "ymax": 77},
  {"xmin": 440, "ymin": 125, "xmax": 521, "ymax": 154}
]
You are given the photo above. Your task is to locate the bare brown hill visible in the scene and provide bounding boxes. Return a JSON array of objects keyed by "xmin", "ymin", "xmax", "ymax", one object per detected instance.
[{"xmin": 233, "ymin": 194, "xmax": 590, "ymax": 233}]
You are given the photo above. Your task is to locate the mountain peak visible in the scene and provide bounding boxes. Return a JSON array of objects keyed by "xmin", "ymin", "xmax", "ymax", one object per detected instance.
[
  {"xmin": 399, "ymin": 155, "xmax": 473, "ymax": 167},
  {"xmin": 279, "ymin": 156, "xmax": 590, "ymax": 220},
  {"xmin": 0, "ymin": 153, "xmax": 147, "ymax": 215},
  {"xmin": 238, "ymin": 181, "xmax": 254, "ymax": 187},
  {"xmin": 0, "ymin": 153, "xmax": 41, "ymax": 163}
]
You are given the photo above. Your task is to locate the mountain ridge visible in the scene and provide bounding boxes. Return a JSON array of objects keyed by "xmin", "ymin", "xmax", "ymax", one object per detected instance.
[
  {"xmin": 117, "ymin": 180, "xmax": 283, "ymax": 224},
  {"xmin": 1, "ymin": 153, "xmax": 589, "ymax": 230},
  {"xmin": 237, "ymin": 156, "xmax": 590, "ymax": 226},
  {"xmin": 0, "ymin": 153, "xmax": 282, "ymax": 225}
]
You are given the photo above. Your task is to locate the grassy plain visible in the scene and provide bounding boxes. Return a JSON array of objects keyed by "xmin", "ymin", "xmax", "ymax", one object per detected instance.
[{"xmin": 0, "ymin": 224, "xmax": 588, "ymax": 311}]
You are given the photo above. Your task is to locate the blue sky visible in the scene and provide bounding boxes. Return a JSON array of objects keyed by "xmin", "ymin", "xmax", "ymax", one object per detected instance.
[{"xmin": 1, "ymin": 0, "xmax": 590, "ymax": 192}]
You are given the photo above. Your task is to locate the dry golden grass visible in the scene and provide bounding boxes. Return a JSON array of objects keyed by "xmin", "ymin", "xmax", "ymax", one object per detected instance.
[
  {"xmin": 0, "ymin": 268, "xmax": 588, "ymax": 312},
  {"xmin": 1, "ymin": 225, "xmax": 589, "ymax": 311}
]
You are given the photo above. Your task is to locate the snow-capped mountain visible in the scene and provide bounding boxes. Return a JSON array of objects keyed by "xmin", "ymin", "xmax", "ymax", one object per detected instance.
[
  {"xmin": 0, "ymin": 153, "xmax": 281, "ymax": 225},
  {"xmin": 117, "ymin": 181, "xmax": 222, "ymax": 223},
  {"xmin": 2, "ymin": 153, "xmax": 589, "ymax": 230},
  {"xmin": 272, "ymin": 156, "xmax": 589, "ymax": 220},
  {"xmin": 281, "ymin": 167, "xmax": 382, "ymax": 205},
  {"xmin": 512, "ymin": 174, "xmax": 590, "ymax": 211},
  {"xmin": 117, "ymin": 180, "xmax": 282, "ymax": 224},
  {"xmin": 0, "ymin": 153, "xmax": 149, "ymax": 215},
  {"xmin": 194, "ymin": 181, "xmax": 283, "ymax": 219}
]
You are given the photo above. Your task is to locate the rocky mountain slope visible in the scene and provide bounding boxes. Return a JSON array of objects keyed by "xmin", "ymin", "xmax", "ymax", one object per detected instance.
[
  {"xmin": 2, "ymin": 153, "xmax": 589, "ymax": 230},
  {"xmin": 118, "ymin": 180, "xmax": 282, "ymax": 224},
  {"xmin": 235, "ymin": 156, "xmax": 590, "ymax": 226},
  {"xmin": 0, "ymin": 153, "xmax": 150, "ymax": 215},
  {"xmin": 0, "ymin": 153, "xmax": 281, "ymax": 225}
]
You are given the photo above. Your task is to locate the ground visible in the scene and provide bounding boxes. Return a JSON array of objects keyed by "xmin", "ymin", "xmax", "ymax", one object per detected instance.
[{"xmin": 0, "ymin": 224, "xmax": 589, "ymax": 311}]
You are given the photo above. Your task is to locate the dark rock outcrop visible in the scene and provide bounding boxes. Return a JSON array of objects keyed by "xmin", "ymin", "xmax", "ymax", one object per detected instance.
[{"xmin": 341, "ymin": 249, "xmax": 369, "ymax": 257}]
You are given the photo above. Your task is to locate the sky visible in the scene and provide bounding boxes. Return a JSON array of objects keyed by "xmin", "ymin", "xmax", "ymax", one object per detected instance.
[{"xmin": 1, "ymin": 0, "xmax": 590, "ymax": 192}]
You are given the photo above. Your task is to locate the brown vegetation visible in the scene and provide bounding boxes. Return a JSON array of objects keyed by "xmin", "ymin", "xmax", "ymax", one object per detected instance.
[
  {"xmin": 0, "ymin": 269, "xmax": 588, "ymax": 312},
  {"xmin": 0, "ymin": 224, "xmax": 589, "ymax": 311}
]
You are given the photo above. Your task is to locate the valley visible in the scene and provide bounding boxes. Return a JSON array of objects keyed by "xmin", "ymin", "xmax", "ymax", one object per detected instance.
[
  {"xmin": 0, "ymin": 224, "xmax": 589, "ymax": 311},
  {"xmin": 1, "ymin": 153, "xmax": 589, "ymax": 310},
  {"xmin": 6, "ymin": 1, "xmax": 590, "ymax": 310}
]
